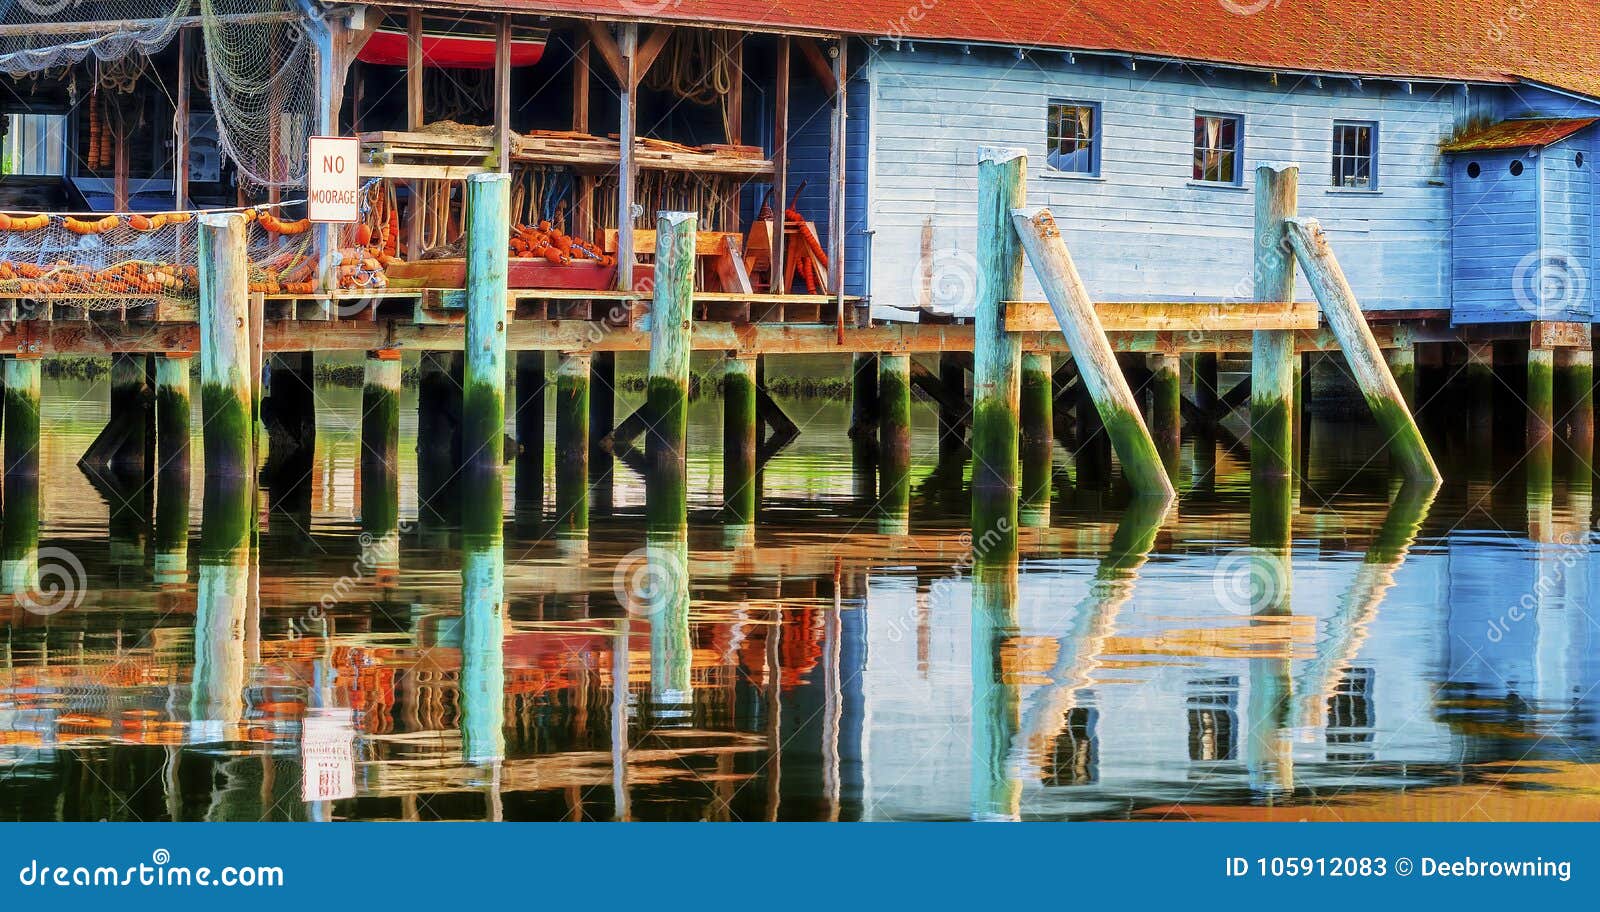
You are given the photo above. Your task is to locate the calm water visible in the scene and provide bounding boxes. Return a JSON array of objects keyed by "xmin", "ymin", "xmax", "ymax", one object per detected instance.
[{"xmin": 2, "ymin": 369, "xmax": 1598, "ymax": 822}]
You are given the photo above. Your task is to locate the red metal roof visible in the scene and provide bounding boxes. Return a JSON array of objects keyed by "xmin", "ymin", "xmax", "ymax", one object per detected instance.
[
  {"xmin": 1440, "ymin": 117, "xmax": 1599, "ymax": 152},
  {"xmin": 469, "ymin": 0, "xmax": 1600, "ymax": 99}
]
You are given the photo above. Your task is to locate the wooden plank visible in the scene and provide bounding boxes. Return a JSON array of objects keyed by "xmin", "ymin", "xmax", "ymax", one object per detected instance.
[
  {"xmin": 794, "ymin": 38, "xmax": 837, "ymax": 95},
  {"xmin": 602, "ymin": 228, "xmax": 742, "ymax": 256},
  {"xmin": 771, "ymin": 37, "xmax": 789, "ymax": 294},
  {"xmin": 617, "ymin": 24, "xmax": 638, "ymax": 291},
  {"xmin": 722, "ymin": 33, "xmax": 743, "ymax": 229},
  {"xmin": 359, "ymin": 162, "xmax": 487, "ymax": 181},
  {"xmin": 585, "ymin": 21, "xmax": 625, "ymax": 84},
  {"xmin": 174, "ymin": 30, "xmax": 189, "ymax": 210},
  {"xmin": 829, "ymin": 39, "xmax": 847, "ymax": 327},
  {"xmin": 572, "ymin": 36, "xmax": 592, "ymax": 237},
  {"xmin": 1531, "ymin": 320, "xmax": 1591, "ymax": 349},
  {"xmin": 1003, "ymin": 300, "xmax": 1318, "ymax": 333},
  {"xmin": 494, "ymin": 15, "xmax": 512, "ymax": 174}
]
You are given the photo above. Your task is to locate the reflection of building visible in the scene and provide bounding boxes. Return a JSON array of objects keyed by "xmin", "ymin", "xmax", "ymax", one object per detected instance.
[
  {"xmin": 1186, "ymin": 677, "xmax": 1238, "ymax": 764},
  {"xmin": 1043, "ymin": 707, "xmax": 1097, "ymax": 786},
  {"xmin": 1325, "ymin": 668, "xmax": 1375, "ymax": 763}
]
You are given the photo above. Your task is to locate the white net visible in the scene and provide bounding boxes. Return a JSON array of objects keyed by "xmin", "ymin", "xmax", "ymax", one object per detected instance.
[{"xmin": 1, "ymin": 0, "xmax": 319, "ymax": 188}]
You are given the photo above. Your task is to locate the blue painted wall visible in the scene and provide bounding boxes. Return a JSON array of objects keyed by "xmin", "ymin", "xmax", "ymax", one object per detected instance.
[{"xmin": 1449, "ymin": 149, "xmax": 1541, "ymax": 323}]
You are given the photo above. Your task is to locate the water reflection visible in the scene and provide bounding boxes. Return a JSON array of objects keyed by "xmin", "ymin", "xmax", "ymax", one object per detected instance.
[{"xmin": 4, "ymin": 375, "xmax": 1600, "ymax": 821}]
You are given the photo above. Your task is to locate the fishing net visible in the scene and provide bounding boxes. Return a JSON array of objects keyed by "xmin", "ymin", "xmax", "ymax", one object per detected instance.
[
  {"xmin": 0, "ymin": 0, "xmax": 319, "ymax": 188},
  {"xmin": 0, "ymin": 189, "xmax": 393, "ymax": 311}
]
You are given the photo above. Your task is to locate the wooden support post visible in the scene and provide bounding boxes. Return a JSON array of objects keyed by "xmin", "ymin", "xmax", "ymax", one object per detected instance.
[
  {"xmin": 1464, "ymin": 342, "xmax": 1496, "ymax": 439},
  {"xmin": 616, "ymin": 24, "xmax": 638, "ymax": 291},
  {"xmin": 416, "ymin": 351, "xmax": 463, "ymax": 532},
  {"xmin": 1, "ymin": 356, "xmax": 38, "ymax": 597},
  {"xmin": 722, "ymin": 34, "xmax": 743, "ymax": 227},
  {"xmin": 589, "ymin": 351, "xmax": 615, "ymax": 460},
  {"xmin": 973, "ymin": 146, "xmax": 1026, "ymax": 550},
  {"xmin": 771, "ymin": 37, "xmax": 790, "ymax": 294},
  {"xmin": 199, "ymin": 212, "xmax": 254, "ymax": 480},
  {"xmin": 80, "ymin": 353, "xmax": 150, "ymax": 479},
  {"xmin": 362, "ymin": 350, "xmax": 402, "ymax": 580},
  {"xmin": 463, "ymin": 172, "xmax": 511, "ymax": 473},
  {"xmin": 405, "ymin": 9, "xmax": 425, "ymax": 259},
  {"xmin": 1557, "ymin": 347, "xmax": 1594, "ymax": 467},
  {"xmin": 4, "ymin": 356, "xmax": 39, "ymax": 480},
  {"xmin": 493, "ymin": 15, "xmax": 512, "ymax": 173},
  {"xmin": 1527, "ymin": 344, "xmax": 1555, "ymax": 494},
  {"xmin": 262, "ymin": 352, "xmax": 314, "ymax": 484},
  {"xmin": 849, "ymin": 352, "xmax": 879, "ymax": 446},
  {"xmin": 828, "ymin": 38, "xmax": 847, "ymax": 318},
  {"xmin": 555, "ymin": 351, "xmax": 591, "ymax": 543},
  {"xmin": 174, "ymin": 30, "xmax": 190, "ymax": 209},
  {"xmin": 878, "ymin": 353, "xmax": 912, "ymax": 533},
  {"xmin": 515, "ymin": 350, "xmax": 545, "ymax": 529},
  {"xmin": 1283, "ymin": 217, "xmax": 1441, "ymax": 485},
  {"xmin": 1252, "ymin": 164, "xmax": 1297, "ymax": 484},
  {"xmin": 571, "ymin": 34, "xmax": 593, "ymax": 236},
  {"xmin": 1384, "ymin": 345, "xmax": 1416, "ymax": 411},
  {"xmin": 937, "ymin": 354, "xmax": 966, "ymax": 459},
  {"xmin": 723, "ymin": 353, "xmax": 758, "ymax": 527},
  {"xmin": 1010, "ymin": 207, "xmax": 1173, "ymax": 498},
  {"xmin": 1019, "ymin": 352, "xmax": 1052, "ymax": 529},
  {"xmin": 1148, "ymin": 352, "xmax": 1181, "ymax": 475},
  {"xmin": 646, "ymin": 211, "xmax": 696, "ymax": 532},
  {"xmin": 1192, "ymin": 352, "xmax": 1219, "ymax": 415},
  {"xmin": 154, "ymin": 353, "xmax": 191, "ymax": 475}
]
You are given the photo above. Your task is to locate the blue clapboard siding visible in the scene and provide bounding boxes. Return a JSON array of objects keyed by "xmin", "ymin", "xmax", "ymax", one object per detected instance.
[
  {"xmin": 856, "ymin": 47, "xmax": 1469, "ymax": 316},
  {"xmin": 1450, "ymin": 150, "xmax": 1540, "ymax": 324},
  {"xmin": 1540, "ymin": 139, "xmax": 1593, "ymax": 322},
  {"xmin": 778, "ymin": 70, "xmax": 872, "ymax": 294}
]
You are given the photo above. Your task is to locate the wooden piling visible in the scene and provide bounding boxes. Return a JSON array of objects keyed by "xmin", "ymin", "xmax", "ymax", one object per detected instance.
[
  {"xmin": 1019, "ymin": 352, "xmax": 1053, "ymax": 528},
  {"xmin": 1148, "ymin": 352, "xmax": 1181, "ymax": 474},
  {"xmin": 154, "ymin": 354, "xmax": 191, "ymax": 475},
  {"xmin": 154, "ymin": 454, "xmax": 190, "ymax": 587},
  {"xmin": 973, "ymin": 147, "xmax": 1027, "ymax": 548},
  {"xmin": 80, "ymin": 353, "xmax": 150, "ymax": 477},
  {"xmin": 4, "ymin": 355, "xmax": 40, "ymax": 479},
  {"xmin": 198, "ymin": 211, "xmax": 254, "ymax": 480},
  {"xmin": 879, "ymin": 352, "xmax": 913, "ymax": 533},
  {"xmin": 1009, "ymin": 207, "xmax": 1173, "ymax": 498},
  {"xmin": 646, "ymin": 211, "xmax": 696, "ymax": 532},
  {"xmin": 362, "ymin": 350, "xmax": 402, "ymax": 578},
  {"xmin": 515, "ymin": 350, "xmax": 546, "ymax": 528},
  {"xmin": 262, "ymin": 352, "xmax": 314, "ymax": 485},
  {"xmin": 463, "ymin": 171, "xmax": 511, "ymax": 472},
  {"xmin": 723, "ymin": 354, "xmax": 758, "ymax": 526},
  {"xmin": 555, "ymin": 351, "xmax": 591, "ymax": 541},
  {"xmin": 1193, "ymin": 353, "xmax": 1220, "ymax": 415},
  {"xmin": 1252, "ymin": 164, "xmax": 1298, "ymax": 482},
  {"xmin": 1557, "ymin": 347, "xmax": 1594, "ymax": 466},
  {"xmin": 1384, "ymin": 345, "xmax": 1416, "ymax": 410},
  {"xmin": 416, "ymin": 351, "xmax": 463, "ymax": 532},
  {"xmin": 1527, "ymin": 344, "xmax": 1555, "ymax": 493},
  {"xmin": 1283, "ymin": 217, "xmax": 1441, "ymax": 484},
  {"xmin": 849, "ymin": 352, "xmax": 879, "ymax": 448}
]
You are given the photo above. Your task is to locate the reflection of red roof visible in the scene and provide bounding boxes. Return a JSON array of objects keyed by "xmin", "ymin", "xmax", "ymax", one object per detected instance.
[
  {"xmin": 1441, "ymin": 118, "xmax": 1599, "ymax": 152},
  {"xmin": 470, "ymin": 0, "xmax": 1600, "ymax": 99}
]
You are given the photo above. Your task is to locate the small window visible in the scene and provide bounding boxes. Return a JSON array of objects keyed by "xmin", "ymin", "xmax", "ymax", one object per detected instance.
[
  {"xmin": 1332, "ymin": 121, "xmax": 1377, "ymax": 189},
  {"xmin": 1193, "ymin": 113, "xmax": 1241, "ymax": 184},
  {"xmin": 1046, "ymin": 101, "xmax": 1099, "ymax": 175},
  {"xmin": 1509, "ymin": 159, "xmax": 1525, "ymax": 176},
  {"xmin": 1467, "ymin": 162, "xmax": 1482, "ymax": 178},
  {"xmin": 1, "ymin": 113, "xmax": 67, "ymax": 177}
]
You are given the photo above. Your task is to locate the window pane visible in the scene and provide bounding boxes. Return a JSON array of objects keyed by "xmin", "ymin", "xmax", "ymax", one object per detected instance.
[
  {"xmin": 1047, "ymin": 103, "xmax": 1096, "ymax": 174},
  {"xmin": 1332, "ymin": 122, "xmax": 1376, "ymax": 188}
]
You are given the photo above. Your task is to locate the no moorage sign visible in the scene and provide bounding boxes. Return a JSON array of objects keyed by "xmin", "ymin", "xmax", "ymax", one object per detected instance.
[{"xmin": 308, "ymin": 136, "xmax": 361, "ymax": 223}]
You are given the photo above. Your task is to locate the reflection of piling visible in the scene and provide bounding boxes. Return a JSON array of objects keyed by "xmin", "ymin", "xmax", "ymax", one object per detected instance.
[
  {"xmin": 192, "ymin": 475, "xmax": 254, "ymax": 731},
  {"xmin": 154, "ymin": 462, "xmax": 190, "ymax": 587},
  {"xmin": 554, "ymin": 351, "xmax": 591, "ymax": 543},
  {"xmin": 643, "ymin": 532, "xmax": 692, "ymax": 724},
  {"xmin": 198, "ymin": 212, "xmax": 254, "ymax": 480},
  {"xmin": 362, "ymin": 351, "xmax": 402, "ymax": 581},
  {"xmin": 1528, "ymin": 343, "xmax": 1556, "ymax": 494},
  {"xmin": 970, "ymin": 559, "xmax": 1020, "ymax": 820},
  {"xmin": 878, "ymin": 353, "xmax": 912, "ymax": 534},
  {"xmin": 1019, "ymin": 352, "xmax": 1053, "ymax": 528},
  {"xmin": 463, "ymin": 172, "xmax": 511, "ymax": 473},
  {"xmin": 1251, "ymin": 163, "xmax": 1297, "ymax": 483},
  {"xmin": 646, "ymin": 212, "xmax": 695, "ymax": 532},
  {"xmin": 460, "ymin": 469, "xmax": 506, "ymax": 766},
  {"xmin": 2, "ymin": 356, "xmax": 40, "ymax": 593},
  {"xmin": 514, "ymin": 350, "xmax": 545, "ymax": 530},
  {"xmin": 416, "ymin": 351, "xmax": 462, "ymax": 533},
  {"xmin": 723, "ymin": 354, "xmax": 758, "ymax": 526},
  {"xmin": 973, "ymin": 147, "xmax": 1026, "ymax": 551}
]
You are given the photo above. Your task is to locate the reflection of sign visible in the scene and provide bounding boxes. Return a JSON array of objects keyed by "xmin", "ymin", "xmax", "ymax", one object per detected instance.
[
  {"xmin": 300, "ymin": 708, "xmax": 356, "ymax": 802},
  {"xmin": 307, "ymin": 136, "xmax": 360, "ymax": 223}
]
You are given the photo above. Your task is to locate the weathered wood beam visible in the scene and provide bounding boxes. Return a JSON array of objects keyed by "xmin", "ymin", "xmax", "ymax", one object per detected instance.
[
  {"xmin": 771, "ymin": 37, "xmax": 790, "ymax": 294},
  {"xmin": 828, "ymin": 39, "xmax": 847, "ymax": 330},
  {"xmin": 571, "ymin": 36, "xmax": 593, "ymax": 236},
  {"xmin": 1252, "ymin": 163, "xmax": 1297, "ymax": 484},
  {"xmin": 1003, "ymin": 300, "xmax": 1318, "ymax": 334},
  {"xmin": 794, "ymin": 38, "xmax": 837, "ymax": 95},
  {"xmin": 616, "ymin": 24, "xmax": 638, "ymax": 291},
  {"xmin": 0, "ymin": 11, "xmax": 294, "ymax": 39},
  {"xmin": 585, "ymin": 21, "xmax": 626, "ymax": 84},
  {"xmin": 633, "ymin": 26, "xmax": 673, "ymax": 86},
  {"xmin": 494, "ymin": 15, "xmax": 513, "ymax": 174}
]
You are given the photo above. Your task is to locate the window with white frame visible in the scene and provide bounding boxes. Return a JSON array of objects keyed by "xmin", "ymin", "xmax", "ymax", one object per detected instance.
[
  {"xmin": 1332, "ymin": 121, "xmax": 1377, "ymax": 188},
  {"xmin": 1, "ymin": 114, "xmax": 66, "ymax": 177},
  {"xmin": 1047, "ymin": 102, "xmax": 1099, "ymax": 175},
  {"xmin": 1192, "ymin": 113, "xmax": 1241, "ymax": 184}
]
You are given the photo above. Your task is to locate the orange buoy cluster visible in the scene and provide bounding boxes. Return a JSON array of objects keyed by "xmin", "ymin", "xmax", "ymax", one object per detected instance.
[
  {"xmin": 509, "ymin": 220, "xmax": 614, "ymax": 267},
  {"xmin": 0, "ymin": 260, "xmax": 195, "ymax": 296}
]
